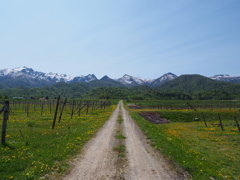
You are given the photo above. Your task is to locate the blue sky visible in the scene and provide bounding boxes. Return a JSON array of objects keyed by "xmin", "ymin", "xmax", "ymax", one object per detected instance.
[{"xmin": 0, "ymin": 0, "xmax": 239, "ymax": 79}]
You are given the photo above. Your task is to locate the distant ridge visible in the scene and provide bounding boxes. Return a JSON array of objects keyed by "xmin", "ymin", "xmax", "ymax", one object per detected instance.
[
  {"xmin": 159, "ymin": 74, "xmax": 240, "ymax": 94},
  {"xmin": 0, "ymin": 66, "xmax": 178, "ymax": 89},
  {"xmin": 151, "ymin": 73, "xmax": 178, "ymax": 87},
  {"xmin": 0, "ymin": 66, "xmax": 240, "ymax": 89},
  {"xmin": 210, "ymin": 74, "xmax": 240, "ymax": 84},
  {"xmin": 1, "ymin": 71, "xmax": 240, "ymax": 100}
]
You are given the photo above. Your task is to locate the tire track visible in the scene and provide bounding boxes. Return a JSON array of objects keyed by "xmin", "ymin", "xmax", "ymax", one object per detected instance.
[
  {"xmin": 63, "ymin": 103, "xmax": 120, "ymax": 180},
  {"xmin": 121, "ymin": 101, "xmax": 179, "ymax": 180}
]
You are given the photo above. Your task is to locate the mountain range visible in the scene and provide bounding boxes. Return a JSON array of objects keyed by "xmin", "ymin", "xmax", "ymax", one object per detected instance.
[{"xmin": 0, "ymin": 66, "xmax": 240, "ymax": 89}]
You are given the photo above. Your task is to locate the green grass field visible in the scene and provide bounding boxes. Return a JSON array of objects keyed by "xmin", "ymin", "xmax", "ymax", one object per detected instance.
[
  {"xmin": 134, "ymin": 99, "xmax": 240, "ymax": 110},
  {"xmin": 128, "ymin": 106, "xmax": 240, "ymax": 180},
  {"xmin": 0, "ymin": 101, "xmax": 116, "ymax": 179},
  {"xmin": 2, "ymin": 99, "xmax": 240, "ymax": 179}
]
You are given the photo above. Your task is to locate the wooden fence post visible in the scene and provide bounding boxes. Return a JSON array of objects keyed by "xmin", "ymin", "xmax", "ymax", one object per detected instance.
[
  {"xmin": 85, "ymin": 101, "xmax": 89, "ymax": 115},
  {"xmin": 71, "ymin": 100, "xmax": 75, "ymax": 119},
  {"xmin": 201, "ymin": 112, "xmax": 207, "ymax": 127},
  {"xmin": 26, "ymin": 102, "xmax": 30, "ymax": 117},
  {"xmin": 1, "ymin": 101, "xmax": 9, "ymax": 145},
  {"xmin": 186, "ymin": 103, "xmax": 197, "ymax": 111},
  {"xmin": 41, "ymin": 102, "xmax": 44, "ymax": 116},
  {"xmin": 218, "ymin": 113, "xmax": 224, "ymax": 131},
  {"xmin": 78, "ymin": 101, "xmax": 82, "ymax": 117},
  {"xmin": 58, "ymin": 98, "xmax": 67, "ymax": 123},
  {"xmin": 233, "ymin": 116, "xmax": 240, "ymax": 132},
  {"xmin": 49, "ymin": 101, "xmax": 52, "ymax": 114},
  {"xmin": 52, "ymin": 96, "xmax": 60, "ymax": 129}
]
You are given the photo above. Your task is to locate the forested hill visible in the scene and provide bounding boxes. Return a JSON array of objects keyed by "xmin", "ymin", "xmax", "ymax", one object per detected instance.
[
  {"xmin": 1, "ymin": 75, "xmax": 240, "ymax": 100},
  {"xmin": 158, "ymin": 74, "xmax": 240, "ymax": 100},
  {"xmin": 159, "ymin": 74, "xmax": 240, "ymax": 94}
]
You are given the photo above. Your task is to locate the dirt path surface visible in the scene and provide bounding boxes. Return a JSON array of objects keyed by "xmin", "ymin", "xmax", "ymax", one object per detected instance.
[
  {"xmin": 121, "ymin": 101, "xmax": 179, "ymax": 180},
  {"xmin": 63, "ymin": 101, "xmax": 188, "ymax": 180}
]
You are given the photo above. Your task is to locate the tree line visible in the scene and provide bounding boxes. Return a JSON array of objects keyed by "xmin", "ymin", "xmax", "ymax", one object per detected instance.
[{"xmin": 0, "ymin": 84, "xmax": 239, "ymax": 100}]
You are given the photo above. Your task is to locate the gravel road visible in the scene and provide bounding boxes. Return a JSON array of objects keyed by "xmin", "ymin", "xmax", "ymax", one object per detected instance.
[{"xmin": 62, "ymin": 101, "xmax": 189, "ymax": 180}]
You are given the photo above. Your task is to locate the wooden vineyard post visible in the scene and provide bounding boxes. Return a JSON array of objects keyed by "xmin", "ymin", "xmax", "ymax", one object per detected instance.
[
  {"xmin": 1, "ymin": 101, "xmax": 9, "ymax": 145},
  {"xmin": 233, "ymin": 116, "xmax": 240, "ymax": 132},
  {"xmin": 41, "ymin": 102, "xmax": 44, "ymax": 116},
  {"xmin": 103, "ymin": 101, "xmax": 106, "ymax": 109},
  {"xmin": 85, "ymin": 101, "xmax": 89, "ymax": 115},
  {"xmin": 71, "ymin": 100, "xmax": 75, "ymax": 119},
  {"xmin": 218, "ymin": 113, "xmax": 224, "ymax": 131},
  {"xmin": 52, "ymin": 96, "xmax": 60, "ymax": 129},
  {"xmin": 49, "ymin": 101, "xmax": 52, "ymax": 114},
  {"xmin": 201, "ymin": 112, "xmax": 207, "ymax": 127},
  {"xmin": 91, "ymin": 101, "xmax": 95, "ymax": 111},
  {"xmin": 186, "ymin": 103, "xmax": 197, "ymax": 111},
  {"xmin": 58, "ymin": 98, "xmax": 67, "ymax": 123},
  {"xmin": 26, "ymin": 102, "xmax": 30, "ymax": 117},
  {"xmin": 78, "ymin": 101, "xmax": 82, "ymax": 117},
  {"xmin": 34, "ymin": 100, "xmax": 36, "ymax": 111}
]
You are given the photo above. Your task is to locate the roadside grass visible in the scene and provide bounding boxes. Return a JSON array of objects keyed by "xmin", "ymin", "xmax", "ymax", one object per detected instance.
[
  {"xmin": 159, "ymin": 109, "xmax": 240, "ymax": 123},
  {"xmin": 129, "ymin": 108, "xmax": 240, "ymax": 180},
  {"xmin": 134, "ymin": 100, "xmax": 240, "ymax": 110},
  {"xmin": 0, "ymin": 104, "xmax": 116, "ymax": 179},
  {"xmin": 130, "ymin": 108, "xmax": 240, "ymax": 123}
]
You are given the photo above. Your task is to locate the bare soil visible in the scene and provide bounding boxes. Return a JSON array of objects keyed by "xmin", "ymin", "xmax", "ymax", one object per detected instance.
[
  {"xmin": 138, "ymin": 111, "xmax": 170, "ymax": 124},
  {"xmin": 61, "ymin": 101, "xmax": 190, "ymax": 180},
  {"xmin": 127, "ymin": 104, "xmax": 141, "ymax": 109}
]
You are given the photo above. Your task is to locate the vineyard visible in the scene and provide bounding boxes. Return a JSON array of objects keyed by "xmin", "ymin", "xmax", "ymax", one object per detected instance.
[
  {"xmin": 134, "ymin": 99, "xmax": 240, "ymax": 110},
  {"xmin": 1, "ymin": 99, "xmax": 240, "ymax": 179},
  {"xmin": 127, "ymin": 100, "xmax": 240, "ymax": 179},
  {"xmin": 0, "ymin": 99, "xmax": 114, "ymax": 179}
]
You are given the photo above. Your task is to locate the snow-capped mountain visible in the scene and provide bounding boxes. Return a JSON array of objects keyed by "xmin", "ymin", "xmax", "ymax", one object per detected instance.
[
  {"xmin": 151, "ymin": 73, "xmax": 178, "ymax": 87},
  {"xmin": 210, "ymin": 74, "xmax": 240, "ymax": 84},
  {"xmin": 0, "ymin": 66, "xmax": 179, "ymax": 88},
  {"xmin": 116, "ymin": 74, "xmax": 154, "ymax": 87},
  {"xmin": 0, "ymin": 66, "xmax": 97, "ymax": 88},
  {"xmin": 2, "ymin": 66, "xmax": 239, "ymax": 89},
  {"xmin": 0, "ymin": 66, "xmax": 72, "ymax": 82},
  {"xmin": 71, "ymin": 74, "xmax": 97, "ymax": 83}
]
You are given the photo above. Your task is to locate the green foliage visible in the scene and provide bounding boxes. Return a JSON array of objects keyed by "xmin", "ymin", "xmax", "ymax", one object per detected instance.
[
  {"xmin": 113, "ymin": 145, "xmax": 126, "ymax": 157},
  {"xmin": 194, "ymin": 90, "xmax": 234, "ymax": 100},
  {"xmin": 0, "ymin": 82, "xmax": 90, "ymax": 99},
  {"xmin": 88, "ymin": 78, "xmax": 125, "ymax": 88},
  {"xmin": 0, "ymin": 76, "xmax": 52, "ymax": 89},
  {"xmin": 115, "ymin": 134, "xmax": 126, "ymax": 139},
  {"xmin": 83, "ymin": 87, "xmax": 131, "ymax": 99},
  {"xmin": 159, "ymin": 75, "xmax": 240, "ymax": 99}
]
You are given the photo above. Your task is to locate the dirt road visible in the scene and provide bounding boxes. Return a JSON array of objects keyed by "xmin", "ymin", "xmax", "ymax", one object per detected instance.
[{"xmin": 63, "ymin": 101, "xmax": 189, "ymax": 180}]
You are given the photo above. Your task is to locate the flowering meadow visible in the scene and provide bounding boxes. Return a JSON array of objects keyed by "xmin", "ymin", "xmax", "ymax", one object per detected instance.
[
  {"xmin": 0, "ymin": 100, "xmax": 116, "ymax": 179},
  {"xmin": 129, "ymin": 106, "xmax": 240, "ymax": 180}
]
